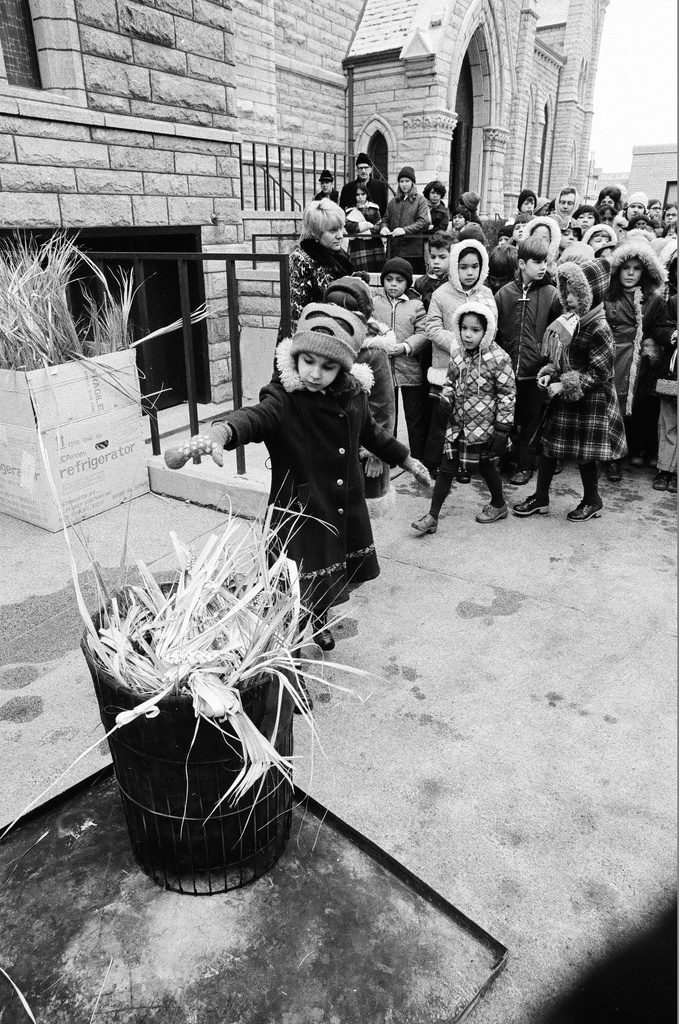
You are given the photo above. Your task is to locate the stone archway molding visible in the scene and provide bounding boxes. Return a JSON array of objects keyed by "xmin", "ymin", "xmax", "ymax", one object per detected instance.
[
  {"xmin": 444, "ymin": 0, "xmax": 507, "ymax": 125},
  {"xmin": 354, "ymin": 114, "xmax": 399, "ymax": 182}
]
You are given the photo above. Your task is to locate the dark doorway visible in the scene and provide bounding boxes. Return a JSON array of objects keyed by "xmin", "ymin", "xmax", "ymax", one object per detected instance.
[
  {"xmin": 368, "ymin": 130, "xmax": 389, "ymax": 187},
  {"xmin": 449, "ymin": 52, "xmax": 474, "ymax": 209},
  {"xmin": 76, "ymin": 228, "xmax": 210, "ymax": 410}
]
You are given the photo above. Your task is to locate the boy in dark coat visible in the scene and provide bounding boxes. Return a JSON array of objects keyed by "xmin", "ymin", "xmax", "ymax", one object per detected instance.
[{"xmin": 495, "ymin": 234, "xmax": 562, "ymax": 484}]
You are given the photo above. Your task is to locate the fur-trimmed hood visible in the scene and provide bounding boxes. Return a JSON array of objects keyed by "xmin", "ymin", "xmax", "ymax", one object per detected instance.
[
  {"xmin": 448, "ymin": 238, "xmax": 489, "ymax": 292},
  {"xmin": 275, "ymin": 336, "xmax": 374, "ymax": 394},
  {"xmin": 450, "ymin": 300, "xmax": 497, "ymax": 352},
  {"xmin": 608, "ymin": 240, "xmax": 667, "ymax": 292},
  {"xmin": 556, "ymin": 260, "xmax": 611, "ymax": 316},
  {"xmin": 582, "ymin": 223, "xmax": 617, "ymax": 249},
  {"xmin": 526, "ymin": 216, "xmax": 562, "ymax": 264}
]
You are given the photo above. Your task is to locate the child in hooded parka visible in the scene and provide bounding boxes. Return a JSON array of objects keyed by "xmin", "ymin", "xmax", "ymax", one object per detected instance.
[
  {"xmin": 514, "ymin": 259, "xmax": 627, "ymax": 522},
  {"xmin": 411, "ymin": 302, "xmax": 515, "ymax": 531},
  {"xmin": 645, "ymin": 244, "xmax": 677, "ymax": 492},
  {"xmin": 424, "ymin": 239, "xmax": 497, "ymax": 474},
  {"xmin": 604, "ymin": 239, "xmax": 668, "ymax": 479}
]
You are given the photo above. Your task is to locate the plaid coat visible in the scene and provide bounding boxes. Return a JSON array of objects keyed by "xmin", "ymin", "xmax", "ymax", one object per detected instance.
[
  {"xmin": 346, "ymin": 203, "xmax": 385, "ymax": 272},
  {"xmin": 441, "ymin": 301, "xmax": 515, "ymax": 445},
  {"xmin": 540, "ymin": 259, "xmax": 627, "ymax": 462}
]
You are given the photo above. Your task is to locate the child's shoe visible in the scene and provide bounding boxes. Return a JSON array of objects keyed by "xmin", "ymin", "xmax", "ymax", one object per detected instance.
[
  {"xmin": 513, "ymin": 494, "xmax": 550, "ymax": 516},
  {"xmin": 510, "ymin": 468, "xmax": 533, "ymax": 485},
  {"xmin": 653, "ymin": 470, "xmax": 670, "ymax": 491},
  {"xmin": 456, "ymin": 467, "xmax": 471, "ymax": 484},
  {"xmin": 476, "ymin": 502, "xmax": 508, "ymax": 524},
  {"xmin": 566, "ymin": 498, "xmax": 603, "ymax": 521},
  {"xmin": 668, "ymin": 474, "xmax": 677, "ymax": 494},
  {"xmin": 411, "ymin": 513, "xmax": 438, "ymax": 534}
]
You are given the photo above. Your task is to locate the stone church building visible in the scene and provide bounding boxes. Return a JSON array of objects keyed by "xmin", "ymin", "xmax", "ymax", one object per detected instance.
[{"xmin": 0, "ymin": 0, "xmax": 607, "ymax": 403}]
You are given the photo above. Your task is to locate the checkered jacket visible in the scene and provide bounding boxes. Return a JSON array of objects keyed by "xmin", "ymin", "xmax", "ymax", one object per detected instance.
[{"xmin": 440, "ymin": 301, "xmax": 516, "ymax": 444}]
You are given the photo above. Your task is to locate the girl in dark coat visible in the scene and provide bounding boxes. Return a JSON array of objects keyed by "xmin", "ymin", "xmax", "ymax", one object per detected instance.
[
  {"xmin": 513, "ymin": 259, "xmax": 627, "ymax": 522},
  {"xmin": 604, "ymin": 240, "xmax": 668, "ymax": 477},
  {"xmin": 167, "ymin": 304, "xmax": 431, "ymax": 651}
]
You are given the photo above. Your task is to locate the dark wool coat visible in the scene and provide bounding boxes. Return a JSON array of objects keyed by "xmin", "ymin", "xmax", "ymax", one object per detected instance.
[
  {"xmin": 428, "ymin": 204, "xmax": 450, "ymax": 233},
  {"xmin": 495, "ymin": 271, "xmax": 562, "ymax": 379},
  {"xmin": 540, "ymin": 260, "xmax": 627, "ymax": 462},
  {"xmin": 339, "ymin": 176, "xmax": 389, "ymax": 216},
  {"xmin": 604, "ymin": 240, "xmax": 668, "ymax": 407},
  {"xmin": 356, "ymin": 345, "xmax": 395, "ymax": 499},
  {"xmin": 379, "ymin": 189, "xmax": 430, "ymax": 262},
  {"xmin": 276, "ymin": 238, "xmax": 355, "ymax": 344},
  {"xmin": 217, "ymin": 338, "xmax": 408, "ymax": 615}
]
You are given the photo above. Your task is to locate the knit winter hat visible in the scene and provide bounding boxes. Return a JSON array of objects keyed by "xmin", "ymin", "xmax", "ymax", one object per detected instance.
[
  {"xmin": 319, "ymin": 169, "xmax": 334, "ymax": 182},
  {"xmin": 459, "ymin": 191, "xmax": 481, "ymax": 214},
  {"xmin": 626, "ymin": 192, "xmax": 648, "ymax": 210},
  {"xmin": 558, "ymin": 241, "xmax": 597, "ymax": 266},
  {"xmin": 458, "ymin": 223, "xmax": 487, "ymax": 245},
  {"xmin": 380, "ymin": 256, "xmax": 414, "ymax": 288},
  {"xmin": 397, "ymin": 165, "xmax": 416, "ymax": 184},
  {"xmin": 626, "ymin": 213, "xmax": 654, "ymax": 232},
  {"xmin": 324, "ymin": 276, "xmax": 374, "ymax": 319},
  {"xmin": 290, "ymin": 303, "xmax": 366, "ymax": 372},
  {"xmin": 517, "ymin": 188, "xmax": 537, "ymax": 211},
  {"xmin": 355, "ymin": 152, "xmax": 371, "ymax": 166}
]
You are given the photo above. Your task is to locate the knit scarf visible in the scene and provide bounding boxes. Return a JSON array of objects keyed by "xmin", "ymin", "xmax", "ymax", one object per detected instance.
[
  {"xmin": 541, "ymin": 312, "xmax": 580, "ymax": 372},
  {"xmin": 625, "ymin": 287, "xmax": 644, "ymax": 416}
]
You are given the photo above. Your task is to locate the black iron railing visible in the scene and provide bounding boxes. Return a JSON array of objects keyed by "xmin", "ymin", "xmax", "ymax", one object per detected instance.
[
  {"xmin": 239, "ymin": 142, "xmax": 349, "ymax": 212},
  {"xmin": 89, "ymin": 251, "xmax": 292, "ymax": 476}
]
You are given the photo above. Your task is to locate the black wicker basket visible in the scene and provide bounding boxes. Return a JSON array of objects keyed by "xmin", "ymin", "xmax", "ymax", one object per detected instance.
[{"xmin": 81, "ymin": 621, "xmax": 294, "ymax": 895}]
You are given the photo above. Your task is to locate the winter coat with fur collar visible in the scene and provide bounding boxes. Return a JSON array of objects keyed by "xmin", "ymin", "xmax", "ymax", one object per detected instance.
[
  {"xmin": 214, "ymin": 338, "xmax": 408, "ymax": 613},
  {"xmin": 604, "ymin": 240, "xmax": 669, "ymax": 408},
  {"xmin": 425, "ymin": 239, "xmax": 497, "ymax": 385},
  {"xmin": 440, "ymin": 302, "xmax": 515, "ymax": 444},
  {"xmin": 540, "ymin": 260, "xmax": 627, "ymax": 462}
]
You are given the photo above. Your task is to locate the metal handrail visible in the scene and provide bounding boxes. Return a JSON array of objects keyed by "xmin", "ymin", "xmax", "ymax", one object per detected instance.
[{"xmin": 87, "ymin": 251, "xmax": 292, "ymax": 476}]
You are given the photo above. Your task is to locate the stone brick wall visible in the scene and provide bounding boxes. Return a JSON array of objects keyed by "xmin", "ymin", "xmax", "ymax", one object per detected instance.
[
  {"xmin": 628, "ymin": 146, "xmax": 678, "ymax": 204},
  {"xmin": 76, "ymin": 0, "xmax": 237, "ymax": 130}
]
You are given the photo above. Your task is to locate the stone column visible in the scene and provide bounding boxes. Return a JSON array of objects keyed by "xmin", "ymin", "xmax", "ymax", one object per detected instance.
[
  {"xmin": 482, "ymin": 126, "xmax": 509, "ymax": 216},
  {"xmin": 402, "ymin": 108, "xmax": 458, "ymax": 188}
]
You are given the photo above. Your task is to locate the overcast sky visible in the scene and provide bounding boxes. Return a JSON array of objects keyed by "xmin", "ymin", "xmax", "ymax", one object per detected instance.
[{"xmin": 589, "ymin": 0, "xmax": 677, "ymax": 171}]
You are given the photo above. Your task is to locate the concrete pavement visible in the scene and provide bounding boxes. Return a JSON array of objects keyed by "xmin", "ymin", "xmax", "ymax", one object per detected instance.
[{"xmin": 0, "ymin": 453, "xmax": 675, "ymax": 1022}]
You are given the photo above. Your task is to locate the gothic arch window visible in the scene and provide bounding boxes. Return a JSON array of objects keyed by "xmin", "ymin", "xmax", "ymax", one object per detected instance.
[
  {"xmin": 0, "ymin": 0, "xmax": 41, "ymax": 88},
  {"xmin": 538, "ymin": 102, "xmax": 550, "ymax": 195},
  {"xmin": 367, "ymin": 131, "xmax": 388, "ymax": 186}
]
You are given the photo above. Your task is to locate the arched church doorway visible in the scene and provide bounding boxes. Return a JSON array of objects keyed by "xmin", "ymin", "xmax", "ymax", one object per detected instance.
[
  {"xmin": 449, "ymin": 52, "xmax": 473, "ymax": 208},
  {"xmin": 368, "ymin": 130, "xmax": 388, "ymax": 187}
]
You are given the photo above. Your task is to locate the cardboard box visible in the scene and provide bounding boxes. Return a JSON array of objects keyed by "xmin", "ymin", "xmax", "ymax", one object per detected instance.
[{"xmin": 0, "ymin": 351, "xmax": 149, "ymax": 532}]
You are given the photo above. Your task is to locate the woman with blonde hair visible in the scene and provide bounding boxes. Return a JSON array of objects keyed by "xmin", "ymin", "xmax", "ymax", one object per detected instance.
[{"xmin": 276, "ymin": 198, "xmax": 355, "ymax": 344}]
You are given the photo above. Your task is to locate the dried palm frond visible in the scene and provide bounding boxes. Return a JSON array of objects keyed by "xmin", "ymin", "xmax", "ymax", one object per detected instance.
[
  {"xmin": 82, "ymin": 507, "xmax": 361, "ymax": 804},
  {"xmin": 0, "ymin": 232, "xmax": 212, "ymax": 371}
]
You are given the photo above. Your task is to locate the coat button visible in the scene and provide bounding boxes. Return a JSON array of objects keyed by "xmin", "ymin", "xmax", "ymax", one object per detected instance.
[
  {"xmin": 339, "ymin": 447, "xmax": 345, "ymax": 454},
  {"xmin": 338, "ymin": 508, "xmax": 344, "ymax": 515},
  {"xmin": 337, "ymin": 479, "xmax": 343, "ymax": 485}
]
